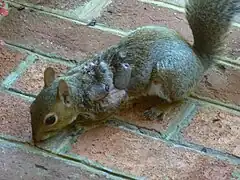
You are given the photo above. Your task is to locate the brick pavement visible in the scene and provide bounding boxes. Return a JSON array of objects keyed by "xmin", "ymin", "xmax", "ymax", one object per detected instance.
[{"xmin": 0, "ymin": 0, "xmax": 239, "ymax": 179}]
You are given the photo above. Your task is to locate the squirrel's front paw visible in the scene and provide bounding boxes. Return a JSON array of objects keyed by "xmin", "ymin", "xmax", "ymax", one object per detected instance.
[{"xmin": 143, "ymin": 107, "xmax": 164, "ymax": 121}]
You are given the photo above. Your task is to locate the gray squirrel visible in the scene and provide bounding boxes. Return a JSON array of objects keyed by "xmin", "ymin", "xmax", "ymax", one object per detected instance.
[{"xmin": 30, "ymin": 0, "xmax": 240, "ymax": 143}]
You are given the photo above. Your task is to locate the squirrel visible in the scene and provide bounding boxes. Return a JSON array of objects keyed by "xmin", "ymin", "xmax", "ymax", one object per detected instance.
[
  {"xmin": 30, "ymin": 55, "xmax": 128, "ymax": 143},
  {"xmin": 30, "ymin": 0, "xmax": 240, "ymax": 143}
]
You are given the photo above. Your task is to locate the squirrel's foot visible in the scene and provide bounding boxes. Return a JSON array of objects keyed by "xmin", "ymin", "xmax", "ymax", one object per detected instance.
[
  {"xmin": 143, "ymin": 107, "xmax": 165, "ymax": 121},
  {"xmin": 143, "ymin": 102, "xmax": 175, "ymax": 121}
]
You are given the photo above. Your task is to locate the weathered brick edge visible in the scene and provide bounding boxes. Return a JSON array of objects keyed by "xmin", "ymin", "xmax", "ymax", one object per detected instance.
[{"xmin": 1, "ymin": 0, "xmax": 240, "ymax": 179}]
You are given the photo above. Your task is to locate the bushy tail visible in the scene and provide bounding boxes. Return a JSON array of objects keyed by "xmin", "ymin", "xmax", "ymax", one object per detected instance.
[{"xmin": 186, "ymin": 0, "xmax": 240, "ymax": 58}]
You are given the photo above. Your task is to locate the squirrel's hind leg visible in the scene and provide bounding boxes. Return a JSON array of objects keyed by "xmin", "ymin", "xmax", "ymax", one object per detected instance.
[{"xmin": 143, "ymin": 80, "xmax": 184, "ymax": 121}]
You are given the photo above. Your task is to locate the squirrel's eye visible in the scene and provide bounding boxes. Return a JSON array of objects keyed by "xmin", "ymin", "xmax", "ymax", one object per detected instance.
[{"xmin": 44, "ymin": 114, "xmax": 58, "ymax": 126}]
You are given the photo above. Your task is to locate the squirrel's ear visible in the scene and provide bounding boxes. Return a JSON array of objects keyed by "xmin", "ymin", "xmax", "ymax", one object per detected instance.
[
  {"xmin": 57, "ymin": 79, "xmax": 71, "ymax": 107},
  {"xmin": 44, "ymin": 67, "xmax": 56, "ymax": 88}
]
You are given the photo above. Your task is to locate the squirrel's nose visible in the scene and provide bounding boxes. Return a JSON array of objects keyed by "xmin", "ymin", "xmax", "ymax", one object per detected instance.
[
  {"xmin": 31, "ymin": 128, "xmax": 46, "ymax": 144},
  {"xmin": 32, "ymin": 133, "xmax": 49, "ymax": 144},
  {"xmin": 32, "ymin": 137, "xmax": 38, "ymax": 144},
  {"xmin": 31, "ymin": 127, "xmax": 38, "ymax": 142},
  {"xmin": 32, "ymin": 131, "xmax": 41, "ymax": 144}
]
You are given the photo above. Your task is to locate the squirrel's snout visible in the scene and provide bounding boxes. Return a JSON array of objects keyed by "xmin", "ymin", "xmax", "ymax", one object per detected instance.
[
  {"xmin": 31, "ymin": 131, "xmax": 42, "ymax": 144},
  {"xmin": 31, "ymin": 130, "xmax": 51, "ymax": 144}
]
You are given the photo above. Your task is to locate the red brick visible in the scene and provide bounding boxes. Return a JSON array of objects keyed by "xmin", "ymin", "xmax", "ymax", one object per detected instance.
[
  {"xmin": 97, "ymin": 0, "xmax": 240, "ymax": 58},
  {"xmin": 98, "ymin": 0, "xmax": 193, "ymax": 41},
  {"xmin": 195, "ymin": 65, "xmax": 240, "ymax": 106},
  {"xmin": 71, "ymin": 125, "xmax": 240, "ymax": 179},
  {"xmin": 0, "ymin": 46, "xmax": 27, "ymax": 81},
  {"xmin": 13, "ymin": 58, "xmax": 70, "ymax": 95},
  {"xmin": 0, "ymin": 91, "xmax": 31, "ymax": 141},
  {"xmin": 116, "ymin": 96, "xmax": 194, "ymax": 134},
  {"xmin": 0, "ymin": 142, "xmax": 116, "ymax": 180},
  {"xmin": 0, "ymin": 8, "xmax": 120, "ymax": 60},
  {"xmin": 19, "ymin": 0, "xmax": 88, "ymax": 10},
  {"xmin": 181, "ymin": 104, "xmax": 240, "ymax": 157}
]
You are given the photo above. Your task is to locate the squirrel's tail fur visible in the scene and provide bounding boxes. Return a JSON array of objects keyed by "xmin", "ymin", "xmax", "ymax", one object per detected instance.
[{"xmin": 186, "ymin": 0, "xmax": 240, "ymax": 58}]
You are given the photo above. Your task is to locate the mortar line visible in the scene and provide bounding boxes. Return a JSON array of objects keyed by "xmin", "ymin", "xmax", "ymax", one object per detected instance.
[
  {"xmin": 108, "ymin": 118, "xmax": 163, "ymax": 137},
  {"xmin": 7, "ymin": 89, "xmax": 35, "ymax": 100},
  {"xmin": 172, "ymin": 140, "xmax": 240, "ymax": 164},
  {"xmin": 0, "ymin": 137, "xmax": 141, "ymax": 180},
  {"xmin": 41, "ymin": 150, "xmax": 142, "ymax": 180},
  {"xmin": 5, "ymin": 41, "xmax": 79, "ymax": 65},
  {"xmin": 164, "ymin": 102, "xmax": 198, "ymax": 140},
  {"xmin": 138, "ymin": 0, "xmax": 240, "ymax": 28},
  {"xmin": 190, "ymin": 97, "xmax": 240, "ymax": 116},
  {"xmin": 1, "ymin": 54, "xmax": 37, "ymax": 89},
  {"xmin": 232, "ymin": 171, "xmax": 240, "ymax": 179},
  {"xmin": 107, "ymin": 120, "xmax": 240, "ymax": 165},
  {"xmin": 55, "ymin": 134, "xmax": 82, "ymax": 154},
  {"xmin": 7, "ymin": 87, "xmax": 36, "ymax": 98},
  {"xmin": 5, "ymin": 43, "xmax": 77, "ymax": 68},
  {"xmin": 0, "ymin": 134, "xmax": 31, "ymax": 143},
  {"xmin": 215, "ymin": 60, "xmax": 240, "ymax": 69},
  {"xmin": 7, "ymin": 0, "xmax": 75, "ymax": 18},
  {"xmin": 189, "ymin": 94, "xmax": 240, "ymax": 112},
  {"xmin": 215, "ymin": 57, "xmax": 240, "ymax": 68},
  {"xmin": 43, "ymin": 127, "xmax": 86, "ymax": 154},
  {"xmin": 6, "ymin": 1, "xmax": 128, "ymax": 37},
  {"xmin": 34, "ymin": 128, "xmax": 85, "ymax": 155},
  {"xmin": 59, "ymin": 152, "xmax": 143, "ymax": 180},
  {"xmin": 0, "ymin": 87, "xmax": 34, "ymax": 101}
]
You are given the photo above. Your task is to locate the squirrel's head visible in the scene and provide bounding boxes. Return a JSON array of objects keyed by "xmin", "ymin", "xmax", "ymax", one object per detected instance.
[
  {"xmin": 30, "ymin": 67, "xmax": 82, "ymax": 143},
  {"xmin": 30, "ymin": 59, "xmax": 126, "ymax": 143}
]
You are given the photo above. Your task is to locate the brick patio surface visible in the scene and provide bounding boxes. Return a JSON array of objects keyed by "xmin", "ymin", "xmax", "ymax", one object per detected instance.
[{"xmin": 0, "ymin": 0, "xmax": 239, "ymax": 179}]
